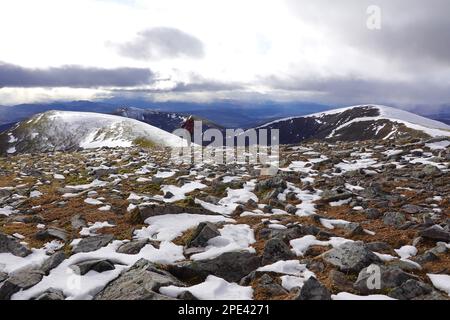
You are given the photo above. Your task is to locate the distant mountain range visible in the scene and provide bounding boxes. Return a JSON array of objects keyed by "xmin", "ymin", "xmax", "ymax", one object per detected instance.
[
  {"xmin": 0, "ymin": 100, "xmax": 333, "ymax": 131},
  {"xmin": 1, "ymin": 105, "xmax": 449, "ymax": 155}
]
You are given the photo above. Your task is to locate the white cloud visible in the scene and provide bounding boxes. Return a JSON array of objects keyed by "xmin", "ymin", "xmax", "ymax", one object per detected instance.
[{"xmin": 0, "ymin": 0, "xmax": 449, "ymax": 108}]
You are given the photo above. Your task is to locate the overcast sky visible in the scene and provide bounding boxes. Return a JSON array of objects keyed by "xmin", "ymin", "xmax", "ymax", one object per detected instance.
[{"xmin": 0, "ymin": 0, "xmax": 449, "ymax": 111}]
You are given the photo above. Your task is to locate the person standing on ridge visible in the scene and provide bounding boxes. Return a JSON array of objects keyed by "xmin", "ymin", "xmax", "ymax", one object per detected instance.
[{"xmin": 181, "ymin": 115, "xmax": 195, "ymax": 136}]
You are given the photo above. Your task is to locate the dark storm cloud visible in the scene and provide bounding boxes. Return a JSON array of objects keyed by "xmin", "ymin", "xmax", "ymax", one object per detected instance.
[
  {"xmin": 263, "ymin": 74, "xmax": 450, "ymax": 108},
  {"xmin": 116, "ymin": 27, "xmax": 205, "ymax": 60},
  {"xmin": 112, "ymin": 75, "xmax": 243, "ymax": 93},
  {"xmin": 287, "ymin": 0, "xmax": 450, "ymax": 68},
  {"xmin": 275, "ymin": 0, "xmax": 450, "ymax": 110},
  {"xmin": 170, "ymin": 80, "xmax": 243, "ymax": 93},
  {"xmin": 0, "ymin": 62, "xmax": 154, "ymax": 88}
]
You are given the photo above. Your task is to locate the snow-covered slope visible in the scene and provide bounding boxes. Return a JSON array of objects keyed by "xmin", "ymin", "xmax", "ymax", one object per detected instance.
[
  {"xmin": 0, "ymin": 111, "xmax": 188, "ymax": 155},
  {"xmin": 255, "ymin": 105, "xmax": 450, "ymax": 144}
]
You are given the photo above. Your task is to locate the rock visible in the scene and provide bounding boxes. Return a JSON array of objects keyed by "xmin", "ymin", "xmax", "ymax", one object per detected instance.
[
  {"xmin": 164, "ymin": 191, "xmax": 175, "ymax": 199},
  {"xmin": 306, "ymin": 261, "xmax": 326, "ymax": 273},
  {"xmin": 427, "ymin": 242, "xmax": 448, "ymax": 256},
  {"xmin": 0, "ymin": 268, "xmax": 45, "ymax": 300},
  {"xmin": 0, "ymin": 272, "xmax": 7, "ymax": 283},
  {"xmin": 285, "ymin": 204, "xmax": 297, "ymax": 214},
  {"xmin": 328, "ymin": 270, "xmax": 354, "ymax": 292},
  {"xmin": 342, "ymin": 222, "xmax": 365, "ymax": 236},
  {"xmin": 72, "ymin": 234, "xmax": 114, "ymax": 253},
  {"xmin": 255, "ymin": 274, "xmax": 288, "ymax": 297},
  {"xmin": 320, "ymin": 189, "xmax": 353, "ymax": 203},
  {"xmin": 259, "ymin": 224, "xmax": 321, "ymax": 242},
  {"xmin": 168, "ymin": 252, "xmax": 261, "ymax": 283},
  {"xmin": 71, "ymin": 259, "xmax": 116, "ymax": 275},
  {"xmin": 353, "ymin": 264, "xmax": 416, "ymax": 295},
  {"xmin": 232, "ymin": 204, "xmax": 245, "ymax": 215},
  {"xmin": 40, "ymin": 252, "xmax": 66, "ymax": 275},
  {"xmin": 419, "ymin": 225, "xmax": 450, "ymax": 242},
  {"xmin": 294, "ymin": 277, "xmax": 331, "ymax": 300},
  {"xmin": 401, "ymin": 204, "xmax": 423, "ymax": 214},
  {"xmin": 186, "ymin": 222, "xmax": 220, "ymax": 248},
  {"xmin": 35, "ymin": 227, "xmax": 68, "ymax": 242},
  {"xmin": 117, "ymin": 239, "xmax": 149, "ymax": 255},
  {"xmin": 261, "ymin": 238, "xmax": 295, "ymax": 265},
  {"xmin": 71, "ymin": 214, "xmax": 87, "ymax": 230},
  {"xmin": 422, "ymin": 165, "xmax": 440, "ymax": 176},
  {"xmin": 91, "ymin": 168, "xmax": 117, "ymax": 178},
  {"xmin": 388, "ymin": 280, "xmax": 433, "ymax": 300},
  {"xmin": 366, "ymin": 242, "xmax": 392, "ymax": 253},
  {"xmin": 12, "ymin": 215, "xmax": 45, "ymax": 224},
  {"xmin": 286, "ymin": 192, "xmax": 298, "ymax": 201},
  {"xmin": 135, "ymin": 203, "xmax": 217, "ymax": 223},
  {"xmin": 95, "ymin": 259, "xmax": 184, "ymax": 300},
  {"xmin": 0, "ymin": 232, "xmax": 32, "ymax": 257},
  {"xmin": 321, "ymin": 241, "xmax": 381, "ymax": 273},
  {"xmin": 255, "ymin": 177, "xmax": 287, "ymax": 192},
  {"xmin": 414, "ymin": 252, "xmax": 439, "ymax": 265},
  {"xmin": 365, "ymin": 208, "xmax": 382, "ymax": 219},
  {"xmin": 383, "ymin": 212, "xmax": 406, "ymax": 228},
  {"xmin": 0, "ymin": 189, "xmax": 12, "ymax": 198},
  {"xmin": 35, "ymin": 288, "xmax": 65, "ymax": 300},
  {"xmin": 177, "ymin": 291, "xmax": 198, "ymax": 300},
  {"xmin": 389, "ymin": 259, "xmax": 422, "ymax": 272},
  {"xmin": 412, "ymin": 291, "xmax": 448, "ymax": 300}
]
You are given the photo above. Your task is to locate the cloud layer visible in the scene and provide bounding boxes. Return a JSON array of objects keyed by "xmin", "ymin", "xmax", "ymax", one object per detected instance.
[
  {"xmin": 0, "ymin": 0, "xmax": 449, "ymax": 110},
  {"xmin": 0, "ymin": 62, "xmax": 154, "ymax": 88},
  {"xmin": 116, "ymin": 27, "xmax": 204, "ymax": 60}
]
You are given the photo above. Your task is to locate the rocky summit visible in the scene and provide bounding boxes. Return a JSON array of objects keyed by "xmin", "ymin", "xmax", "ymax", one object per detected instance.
[{"xmin": 0, "ymin": 106, "xmax": 449, "ymax": 301}]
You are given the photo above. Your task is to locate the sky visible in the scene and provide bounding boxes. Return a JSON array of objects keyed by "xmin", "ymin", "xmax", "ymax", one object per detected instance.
[{"xmin": 0, "ymin": 0, "xmax": 449, "ymax": 112}]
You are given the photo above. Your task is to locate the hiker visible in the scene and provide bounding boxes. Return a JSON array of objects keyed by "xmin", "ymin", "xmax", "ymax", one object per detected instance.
[{"xmin": 181, "ymin": 115, "xmax": 195, "ymax": 136}]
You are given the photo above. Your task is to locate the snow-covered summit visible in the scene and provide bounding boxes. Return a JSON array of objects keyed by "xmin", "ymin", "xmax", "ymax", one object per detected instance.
[
  {"xmin": 256, "ymin": 105, "xmax": 450, "ymax": 144},
  {"xmin": 0, "ymin": 110, "xmax": 188, "ymax": 155}
]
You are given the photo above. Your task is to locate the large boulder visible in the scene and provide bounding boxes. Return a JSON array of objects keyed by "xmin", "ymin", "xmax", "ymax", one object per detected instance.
[
  {"xmin": 255, "ymin": 274, "xmax": 288, "ymax": 297},
  {"xmin": 321, "ymin": 241, "xmax": 381, "ymax": 273},
  {"xmin": 388, "ymin": 280, "xmax": 433, "ymax": 300},
  {"xmin": 383, "ymin": 212, "xmax": 406, "ymax": 228},
  {"xmin": 353, "ymin": 264, "xmax": 416, "ymax": 295},
  {"xmin": 258, "ymin": 224, "xmax": 321, "ymax": 242},
  {"xmin": 419, "ymin": 225, "xmax": 450, "ymax": 242},
  {"xmin": 116, "ymin": 239, "xmax": 149, "ymax": 255},
  {"xmin": 320, "ymin": 189, "xmax": 353, "ymax": 203},
  {"xmin": 186, "ymin": 222, "xmax": 220, "ymax": 248},
  {"xmin": 40, "ymin": 252, "xmax": 66, "ymax": 275},
  {"xmin": 34, "ymin": 288, "xmax": 66, "ymax": 300},
  {"xmin": 255, "ymin": 177, "xmax": 287, "ymax": 192},
  {"xmin": 168, "ymin": 252, "xmax": 261, "ymax": 283},
  {"xmin": 294, "ymin": 277, "xmax": 331, "ymax": 300},
  {"xmin": 35, "ymin": 227, "xmax": 68, "ymax": 242},
  {"xmin": 0, "ymin": 268, "xmax": 44, "ymax": 300},
  {"xmin": 71, "ymin": 259, "xmax": 116, "ymax": 275},
  {"xmin": 0, "ymin": 232, "xmax": 32, "ymax": 257},
  {"xmin": 134, "ymin": 203, "xmax": 217, "ymax": 223},
  {"xmin": 401, "ymin": 204, "xmax": 424, "ymax": 215},
  {"xmin": 94, "ymin": 259, "xmax": 184, "ymax": 300},
  {"xmin": 72, "ymin": 234, "xmax": 114, "ymax": 254}
]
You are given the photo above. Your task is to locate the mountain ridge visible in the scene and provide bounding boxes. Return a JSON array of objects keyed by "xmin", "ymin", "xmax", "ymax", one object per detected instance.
[
  {"xmin": 0, "ymin": 110, "xmax": 188, "ymax": 155},
  {"xmin": 253, "ymin": 105, "xmax": 450, "ymax": 145}
]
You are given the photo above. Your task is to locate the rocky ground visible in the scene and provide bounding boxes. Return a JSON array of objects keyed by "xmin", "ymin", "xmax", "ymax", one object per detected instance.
[{"xmin": 0, "ymin": 136, "xmax": 449, "ymax": 300}]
